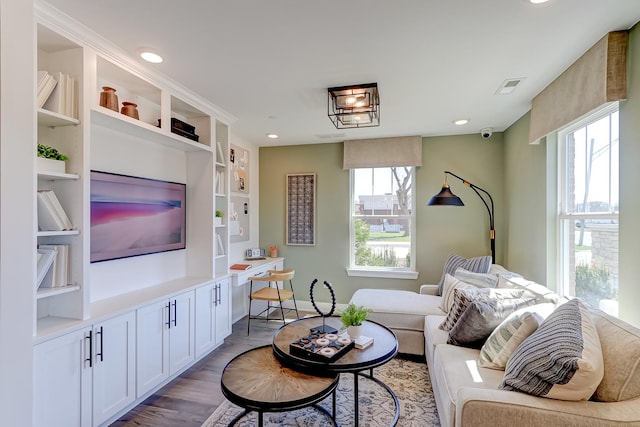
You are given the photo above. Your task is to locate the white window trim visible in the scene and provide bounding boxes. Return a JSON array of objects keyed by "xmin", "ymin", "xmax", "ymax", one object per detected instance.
[
  {"xmin": 347, "ymin": 167, "xmax": 417, "ymax": 280},
  {"xmin": 556, "ymin": 103, "xmax": 619, "ymax": 297}
]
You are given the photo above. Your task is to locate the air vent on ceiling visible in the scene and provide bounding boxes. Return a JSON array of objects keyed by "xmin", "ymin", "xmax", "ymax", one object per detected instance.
[{"xmin": 496, "ymin": 78, "xmax": 525, "ymax": 95}]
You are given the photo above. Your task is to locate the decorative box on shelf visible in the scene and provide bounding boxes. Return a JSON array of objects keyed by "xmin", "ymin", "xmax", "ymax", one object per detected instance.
[
  {"xmin": 37, "ymin": 157, "xmax": 65, "ymax": 174},
  {"xmin": 290, "ymin": 331, "xmax": 354, "ymax": 362},
  {"xmin": 158, "ymin": 118, "xmax": 200, "ymax": 142}
]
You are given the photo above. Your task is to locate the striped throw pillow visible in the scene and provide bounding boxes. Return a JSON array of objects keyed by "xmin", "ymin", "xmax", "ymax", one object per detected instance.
[
  {"xmin": 500, "ymin": 299, "xmax": 604, "ymax": 401},
  {"xmin": 437, "ymin": 253, "xmax": 492, "ymax": 295},
  {"xmin": 478, "ymin": 303, "xmax": 555, "ymax": 369}
]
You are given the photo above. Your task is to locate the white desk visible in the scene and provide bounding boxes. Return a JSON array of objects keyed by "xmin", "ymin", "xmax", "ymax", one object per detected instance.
[{"xmin": 229, "ymin": 257, "xmax": 285, "ymax": 322}]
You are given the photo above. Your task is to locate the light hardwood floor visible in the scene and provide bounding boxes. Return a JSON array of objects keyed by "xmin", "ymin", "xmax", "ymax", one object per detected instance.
[{"xmin": 110, "ymin": 312, "xmax": 310, "ymax": 427}]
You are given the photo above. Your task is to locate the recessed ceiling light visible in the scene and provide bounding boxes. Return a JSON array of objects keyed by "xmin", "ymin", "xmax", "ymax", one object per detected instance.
[
  {"xmin": 139, "ymin": 48, "xmax": 163, "ymax": 63},
  {"xmin": 530, "ymin": 0, "xmax": 549, "ymax": 4},
  {"xmin": 453, "ymin": 119, "xmax": 469, "ymax": 126},
  {"xmin": 266, "ymin": 133, "xmax": 278, "ymax": 139}
]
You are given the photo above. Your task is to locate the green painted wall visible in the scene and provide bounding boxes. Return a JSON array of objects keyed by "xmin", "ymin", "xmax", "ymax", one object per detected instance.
[
  {"xmin": 259, "ymin": 133, "xmax": 505, "ymax": 304},
  {"xmin": 503, "ymin": 112, "xmax": 548, "ymax": 284}
]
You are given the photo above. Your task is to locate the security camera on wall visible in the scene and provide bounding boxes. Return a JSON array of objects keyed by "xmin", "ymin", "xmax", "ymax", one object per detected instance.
[{"xmin": 480, "ymin": 128, "xmax": 493, "ymax": 140}]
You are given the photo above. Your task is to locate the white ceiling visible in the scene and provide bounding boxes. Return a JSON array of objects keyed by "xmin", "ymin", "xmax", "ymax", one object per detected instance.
[{"xmin": 44, "ymin": 0, "xmax": 640, "ymax": 147}]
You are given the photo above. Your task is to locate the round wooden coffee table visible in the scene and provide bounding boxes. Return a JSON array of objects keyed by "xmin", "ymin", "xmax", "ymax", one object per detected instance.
[
  {"xmin": 220, "ymin": 345, "xmax": 339, "ymax": 426},
  {"xmin": 272, "ymin": 316, "xmax": 399, "ymax": 426}
]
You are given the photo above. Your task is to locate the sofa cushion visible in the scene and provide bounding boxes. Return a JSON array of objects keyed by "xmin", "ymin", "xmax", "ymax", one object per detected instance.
[
  {"xmin": 350, "ymin": 289, "xmax": 444, "ymax": 333},
  {"xmin": 439, "ymin": 274, "xmax": 477, "ymax": 313},
  {"xmin": 439, "ymin": 287, "xmax": 531, "ymax": 332},
  {"xmin": 437, "ymin": 253, "xmax": 492, "ymax": 295},
  {"xmin": 447, "ymin": 292, "xmax": 538, "ymax": 348},
  {"xmin": 424, "ymin": 314, "xmax": 448, "ymax": 367},
  {"xmin": 500, "ymin": 299, "xmax": 604, "ymax": 401},
  {"xmin": 432, "ymin": 344, "xmax": 506, "ymax": 427},
  {"xmin": 590, "ymin": 308, "xmax": 640, "ymax": 402},
  {"xmin": 478, "ymin": 303, "xmax": 555, "ymax": 369}
]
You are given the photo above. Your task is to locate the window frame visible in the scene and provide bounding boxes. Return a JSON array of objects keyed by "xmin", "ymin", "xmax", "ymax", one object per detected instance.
[
  {"xmin": 556, "ymin": 102, "xmax": 619, "ymax": 302},
  {"xmin": 347, "ymin": 167, "xmax": 418, "ymax": 280}
]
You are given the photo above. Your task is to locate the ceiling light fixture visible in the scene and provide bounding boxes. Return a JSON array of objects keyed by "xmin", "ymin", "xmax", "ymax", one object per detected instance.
[
  {"xmin": 328, "ymin": 83, "xmax": 380, "ymax": 129},
  {"xmin": 138, "ymin": 48, "xmax": 163, "ymax": 64},
  {"xmin": 266, "ymin": 133, "xmax": 279, "ymax": 139},
  {"xmin": 453, "ymin": 119, "xmax": 469, "ymax": 126},
  {"xmin": 529, "ymin": 0, "xmax": 549, "ymax": 4}
]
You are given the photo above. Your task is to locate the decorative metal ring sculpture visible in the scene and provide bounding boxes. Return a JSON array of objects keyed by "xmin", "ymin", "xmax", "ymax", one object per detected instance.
[{"xmin": 309, "ymin": 279, "xmax": 336, "ymax": 317}]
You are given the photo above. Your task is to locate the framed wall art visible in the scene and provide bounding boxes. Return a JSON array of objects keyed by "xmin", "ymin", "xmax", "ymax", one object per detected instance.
[{"xmin": 286, "ymin": 173, "xmax": 316, "ymax": 246}]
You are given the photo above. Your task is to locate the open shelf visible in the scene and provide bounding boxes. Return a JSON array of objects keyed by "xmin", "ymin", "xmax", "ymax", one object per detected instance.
[
  {"xmin": 37, "ymin": 108, "xmax": 80, "ymax": 127},
  {"xmin": 36, "ymin": 284, "xmax": 81, "ymax": 300},
  {"xmin": 91, "ymin": 107, "xmax": 213, "ymax": 153}
]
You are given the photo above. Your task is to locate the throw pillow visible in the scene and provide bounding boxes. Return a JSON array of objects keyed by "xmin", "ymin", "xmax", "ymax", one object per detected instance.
[
  {"xmin": 439, "ymin": 274, "xmax": 477, "ymax": 313},
  {"xmin": 454, "ymin": 268, "xmax": 499, "ymax": 288},
  {"xmin": 447, "ymin": 291, "xmax": 538, "ymax": 348},
  {"xmin": 436, "ymin": 253, "xmax": 492, "ymax": 295},
  {"xmin": 478, "ymin": 303, "xmax": 555, "ymax": 369},
  {"xmin": 439, "ymin": 287, "xmax": 529, "ymax": 332},
  {"xmin": 500, "ymin": 298, "xmax": 604, "ymax": 401}
]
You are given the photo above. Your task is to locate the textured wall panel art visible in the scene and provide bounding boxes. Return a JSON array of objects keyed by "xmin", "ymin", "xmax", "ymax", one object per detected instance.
[{"xmin": 286, "ymin": 173, "xmax": 316, "ymax": 245}]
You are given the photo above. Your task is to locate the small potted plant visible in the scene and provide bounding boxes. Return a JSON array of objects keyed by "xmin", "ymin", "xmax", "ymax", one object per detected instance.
[
  {"xmin": 37, "ymin": 144, "xmax": 68, "ymax": 174},
  {"xmin": 340, "ymin": 303, "xmax": 371, "ymax": 339},
  {"xmin": 215, "ymin": 210, "xmax": 223, "ymax": 226}
]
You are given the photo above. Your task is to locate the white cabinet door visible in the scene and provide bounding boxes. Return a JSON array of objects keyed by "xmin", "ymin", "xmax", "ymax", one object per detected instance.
[
  {"xmin": 136, "ymin": 300, "xmax": 169, "ymax": 397},
  {"xmin": 214, "ymin": 278, "xmax": 231, "ymax": 345},
  {"xmin": 92, "ymin": 311, "xmax": 136, "ymax": 426},
  {"xmin": 33, "ymin": 328, "xmax": 91, "ymax": 427},
  {"xmin": 194, "ymin": 283, "xmax": 216, "ymax": 358},
  {"xmin": 169, "ymin": 291, "xmax": 195, "ymax": 375}
]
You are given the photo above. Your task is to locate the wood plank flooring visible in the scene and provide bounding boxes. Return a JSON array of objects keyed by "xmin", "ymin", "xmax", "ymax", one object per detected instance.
[{"xmin": 110, "ymin": 312, "xmax": 310, "ymax": 427}]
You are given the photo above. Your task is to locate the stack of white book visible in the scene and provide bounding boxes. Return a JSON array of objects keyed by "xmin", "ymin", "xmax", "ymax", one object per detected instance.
[
  {"xmin": 37, "ymin": 244, "xmax": 70, "ymax": 288},
  {"xmin": 37, "ymin": 71, "xmax": 58, "ymax": 109},
  {"xmin": 38, "ymin": 70, "xmax": 79, "ymax": 118},
  {"xmin": 37, "ymin": 190, "xmax": 73, "ymax": 231}
]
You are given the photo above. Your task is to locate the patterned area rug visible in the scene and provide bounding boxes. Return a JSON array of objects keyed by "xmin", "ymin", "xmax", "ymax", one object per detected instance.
[{"xmin": 202, "ymin": 357, "xmax": 440, "ymax": 427}]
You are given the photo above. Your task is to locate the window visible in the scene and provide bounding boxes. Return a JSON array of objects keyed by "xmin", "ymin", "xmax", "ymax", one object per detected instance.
[
  {"xmin": 558, "ymin": 104, "xmax": 619, "ymax": 316},
  {"xmin": 348, "ymin": 167, "xmax": 417, "ymax": 279}
]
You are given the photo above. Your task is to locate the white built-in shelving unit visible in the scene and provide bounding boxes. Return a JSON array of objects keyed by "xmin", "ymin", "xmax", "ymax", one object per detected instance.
[{"xmin": 32, "ymin": 4, "xmax": 234, "ymax": 426}]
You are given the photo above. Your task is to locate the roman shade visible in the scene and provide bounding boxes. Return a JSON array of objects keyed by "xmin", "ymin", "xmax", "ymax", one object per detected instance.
[
  {"xmin": 342, "ymin": 136, "xmax": 422, "ymax": 169},
  {"xmin": 529, "ymin": 31, "xmax": 628, "ymax": 144}
]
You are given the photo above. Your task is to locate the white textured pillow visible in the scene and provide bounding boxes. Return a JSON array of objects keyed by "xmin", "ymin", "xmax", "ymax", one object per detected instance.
[
  {"xmin": 500, "ymin": 299, "xmax": 604, "ymax": 401},
  {"xmin": 439, "ymin": 274, "xmax": 476, "ymax": 313},
  {"xmin": 454, "ymin": 268, "xmax": 499, "ymax": 288},
  {"xmin": 478, "ymin": 303, "xmax": 555, "ymax": 370}
]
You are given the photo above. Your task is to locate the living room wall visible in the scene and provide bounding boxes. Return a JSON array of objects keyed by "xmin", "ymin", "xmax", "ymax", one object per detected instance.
[{"xmin": 259, "ymin": 133, "xmax": 505, "ymax": 304}]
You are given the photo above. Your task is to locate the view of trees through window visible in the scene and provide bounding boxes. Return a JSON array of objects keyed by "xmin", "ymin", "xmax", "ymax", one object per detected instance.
[
  {"xmin": 351, "ymin": 167, "xmax": 414, "ymax": 269},
  {"xmin": 560, "ymin": 107, "xmax": 619, "ymax": 315}
]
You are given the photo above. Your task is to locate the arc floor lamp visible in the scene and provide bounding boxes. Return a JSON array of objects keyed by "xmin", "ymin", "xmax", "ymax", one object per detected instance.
[{"xmin": 427, "ymin": 171, "xmax": 495, "ymax": 264}]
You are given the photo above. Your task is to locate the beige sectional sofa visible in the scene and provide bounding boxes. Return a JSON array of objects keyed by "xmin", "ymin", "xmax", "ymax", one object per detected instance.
[{"xmin": 350, "ymin": 276, "xmax": 640, "ymax": 427}]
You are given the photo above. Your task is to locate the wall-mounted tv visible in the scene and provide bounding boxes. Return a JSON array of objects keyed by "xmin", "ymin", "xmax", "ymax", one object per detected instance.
[{"xmin": 90, "ymin": 171, "xmax": 186, "ymax": 263}]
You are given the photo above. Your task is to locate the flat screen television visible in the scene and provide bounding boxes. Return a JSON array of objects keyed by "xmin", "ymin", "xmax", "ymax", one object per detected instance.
[{"xmin": 90, "ymin": 170, "xmax": 186, "ymax": 263}]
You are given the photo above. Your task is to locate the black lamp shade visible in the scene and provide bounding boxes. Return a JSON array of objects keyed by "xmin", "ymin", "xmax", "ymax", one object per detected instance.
[{"xmin": 427, "ymin": 185, "xmax": 464, "ymax": 206}]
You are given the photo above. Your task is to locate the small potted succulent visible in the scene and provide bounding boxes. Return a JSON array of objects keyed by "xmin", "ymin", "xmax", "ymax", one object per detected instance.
[
  {"xmin": 339, "ymin": 303, "xmax": 371, "ymax": 339},
  {"xmin": 215, "ymin": 210, "xmax": 223, "ymax": 225},
  {"xmin": 37, "ymin": 144, "xmax": 68, "ymax": 174}
]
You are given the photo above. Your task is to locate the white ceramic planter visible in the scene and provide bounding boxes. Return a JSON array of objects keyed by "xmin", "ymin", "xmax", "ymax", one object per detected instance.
[
  {"xmin": 214, "ymin": 217, "xmax": 223, "ymax": 225},
  {"xmin": 347, "ymin": 325, "xmax": 362, "ymax": 339},
  {"xmin": 37, "ymin": 157, "xmax": 65, "ymax": 174}
]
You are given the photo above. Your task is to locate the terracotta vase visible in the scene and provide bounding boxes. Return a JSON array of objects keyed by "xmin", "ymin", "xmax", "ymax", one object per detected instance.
[
  {"xmin": 99, "ymin": 86, "xmax": 119, "ymax": 112},
  {"xmin": 121, "ymin": 101, "xmax": 139, "ymax": 120}
]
